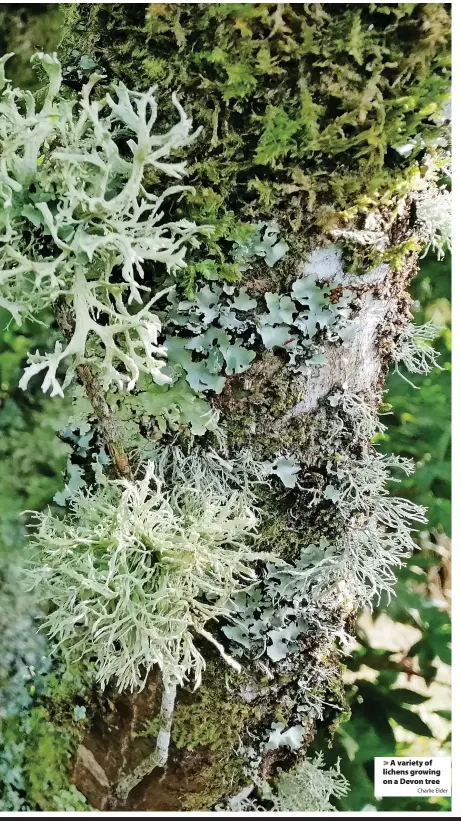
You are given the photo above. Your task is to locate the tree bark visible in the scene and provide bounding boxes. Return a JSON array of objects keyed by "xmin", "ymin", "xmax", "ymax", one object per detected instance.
[{"xmin": 57, "ymin": 2, "xmax": 450, "ymax": 811}]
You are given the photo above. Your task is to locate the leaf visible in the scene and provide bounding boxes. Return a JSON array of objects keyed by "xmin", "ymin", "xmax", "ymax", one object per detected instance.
[
  {"xmin": 387, "ymin": 705, "xmax": 434, "ymax": 737},
  {"xmin": 266, "ymin": 624, "xmax": 301, "ymax": 661},
  {"xmin": 222, "ymin": 624, "xmax": 251, "ymax": 649},
  {"xmin": 269, "ymin": 456, "xmax": 301, "ymax": 489},
  {"xmin": 434, "ymin": 710, "xmax": 451, "ymax": 721},
  {"xmin": 231, "ymin": 287, "xmax": 257, "ymax": 311},
  {"xmin": 266, "ymin": 722, "xmax": 305, "ymax": 751},
  {"xmin": 436, "ymin": 642, "xmax": 451, "ymax": 665},
  {"xmin": 262, "ymin": 292, "xmax": 296, "ymax": 324},
  {"xmin": 387, "ymin": 688, "xmax": 431, "ymax": 705},
  {"xmin": 259, "ymin": 324, "xmax": 293, "ymax": 348},
  {"xmin": 20, "ymin": 205, "xmax": 43, "ymax": 228}
]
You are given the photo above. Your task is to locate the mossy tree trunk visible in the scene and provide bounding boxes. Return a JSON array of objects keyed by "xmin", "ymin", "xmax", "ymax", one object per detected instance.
[{"xmin": 57, "ymin": 2, "xmax": 450, "ymax": 811}]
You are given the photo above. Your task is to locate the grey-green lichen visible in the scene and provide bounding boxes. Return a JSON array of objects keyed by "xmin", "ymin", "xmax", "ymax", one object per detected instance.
[
  {"xmin": 29, "ymin": 447, "xmax": 268, "ymax": 692},
  {"xmin": 1, "ymin": 2, "xmax": 451, "ymax": 811}
]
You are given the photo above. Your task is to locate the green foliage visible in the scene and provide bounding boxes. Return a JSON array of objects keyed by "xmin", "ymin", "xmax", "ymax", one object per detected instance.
[
  {"xmin": 0, "ymin": 564, "xmax": 93, "ymax": 813},
  {"xmin": 0, "ymin": 6, "xmax": 452, "ymax": 812},
  {"xmin": 318, "ymin": 618, "xmax": 450, "ymax": 812},
  {"xmin": 1, "ymin": 707, "xmax": 88, "ymax": 812},
  {"xmin": 0, "ymin": 310, "xmax": 70, "ymax": 545}
]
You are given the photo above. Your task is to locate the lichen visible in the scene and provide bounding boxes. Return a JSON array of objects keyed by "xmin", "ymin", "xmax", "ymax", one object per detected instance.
[
  {"xmin": 29, "ymin": 448, "xmax": 268, "ymax": 692},
  {"xmin": 5, "ymin": 3, "xmax": 450, "ymax": 811}
]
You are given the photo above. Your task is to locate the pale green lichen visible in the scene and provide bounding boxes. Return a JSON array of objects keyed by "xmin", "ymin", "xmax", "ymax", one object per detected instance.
[
  {"xmin": 225, "ymin": 752, "xmax": 349, "ymax": 812},
  {"xmin": 393, "ymin": 320, "xmax": 443, "ymax": 385},
  {"xmin": 163, "ymin": 273, "xmax": 354, "ymax": 395},
  {"xmin": 0, "ymin": 53, "xmax": 209, "ymax": 396},
  {"xmin": 417, "ymin": 189, "xmax": 452, "ymax": 260},
  {"xmin": 28, "ymin": 447, "xmax": 270, "ymax": 692}
]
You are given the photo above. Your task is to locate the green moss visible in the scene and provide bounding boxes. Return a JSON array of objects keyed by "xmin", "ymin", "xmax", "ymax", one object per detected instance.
[
  {"xmin": 320, "ymin": 659, "xmax": 351, "ymax": 743},
  {"xmin": 172, "ymin": 692, "xmax": 250, "ymax": 752},
  {"xmin": 0, "ymin": 657, "xmax": 95, "ymax": 811},
  {"xmin": 170, "ymin": 662, "xmax": 263, "ymax": 753},
  {"xmin": 168, "ymin": 662, "xmax": 266, "ymax": 810},
  {"xmin": 220, "ymin": 354, "xmax": 307, "ymax": 454},
  {"xmin": 181, "ymin": 753, "xmax": 250, "ymax": 811},
  {"xmin": 59, "ymin": 2, "xmax": 451, "ymax": 242}
]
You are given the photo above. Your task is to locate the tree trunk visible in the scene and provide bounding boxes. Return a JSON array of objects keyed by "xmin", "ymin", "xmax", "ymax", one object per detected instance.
[{"xmin": 56, "ymin": 2, "xmax": 450, "ymax": 811}]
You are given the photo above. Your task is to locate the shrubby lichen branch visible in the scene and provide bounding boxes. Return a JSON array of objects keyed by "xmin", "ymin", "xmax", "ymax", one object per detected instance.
[
  {"xmin": 28, "ymin": 447, "xmax": 269, "ymax": 692},
  {"xmin": 0, "ymin": 53, "xmax": 210, "ymax": 396}
]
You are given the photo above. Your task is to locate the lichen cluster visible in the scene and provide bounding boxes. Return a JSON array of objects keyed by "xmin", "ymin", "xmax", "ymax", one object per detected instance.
[
  {"xmin": 1, "ymin": 1, "xmax": 451, "ymax": 809},
  {"xmin": 0, "ymin": 53, "xmax": 208, "ymax": 395},
  {"xmin": 29, "ymin": 447, "xmax": 266, "ymax": 692}
]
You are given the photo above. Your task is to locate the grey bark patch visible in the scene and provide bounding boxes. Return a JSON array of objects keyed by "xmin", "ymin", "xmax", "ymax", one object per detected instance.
[
  {"xmin": 284, "ymin": 292, "xmax": 391, "ymax": 416},
  {"xmin": 301, "ymin": 244, "xmax": 389, "ymax": 286}
]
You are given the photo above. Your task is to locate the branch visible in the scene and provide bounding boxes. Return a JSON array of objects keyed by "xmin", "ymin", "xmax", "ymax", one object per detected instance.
[
  {"xmin": 55, "ymin": 300, "xmax": 132, "ymax": 479},
  {"xmin": 115, "ymin": 679, "xmax": 177, "ymax": 802}
]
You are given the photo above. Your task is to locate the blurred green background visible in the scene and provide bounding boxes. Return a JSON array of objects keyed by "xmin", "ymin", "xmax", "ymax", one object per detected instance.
[{"xmin": 0, "ymin": 6, "xmax": 451, "ymax": 812}]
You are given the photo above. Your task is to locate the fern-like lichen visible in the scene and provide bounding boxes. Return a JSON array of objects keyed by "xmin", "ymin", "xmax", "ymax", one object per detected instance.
[
  {"xmin": 393, "ymin": 320, "xmax": 442, "ymax": 386},
  {"xmin": 0, "ymin": 53, "xmax": 209, "ymax": 396},
  {"xmin": 226, "ymin": 752, "xmax": 349, "ymax": 812}
]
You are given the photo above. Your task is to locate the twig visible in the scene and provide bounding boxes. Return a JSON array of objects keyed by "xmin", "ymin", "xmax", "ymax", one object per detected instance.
[
  {"xmin": 55, "ymin": 300, "xmax": 132, "ymax": 479},
  {"xmin": 115, "ymin": 679, "xmax": 177, "ymax": 802}
]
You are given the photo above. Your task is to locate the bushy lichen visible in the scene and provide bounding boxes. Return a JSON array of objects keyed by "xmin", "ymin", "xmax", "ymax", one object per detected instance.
[
  {"xmin": 1, "ymin": 3, "xmax": 451, "ymax": 811},
  {"xmin": 29, "ymin": 447, "xmax": 270, "ymax": 692},
  {"xmin": 0, "ymin": 53, "xmax": 209, "ymax": 395}
]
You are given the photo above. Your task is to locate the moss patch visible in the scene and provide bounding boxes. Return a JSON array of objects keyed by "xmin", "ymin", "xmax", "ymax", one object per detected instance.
[
  {"xmin": 0, "ymin": 659, "xmax": 95, "ymax": 811},
  {"xmin": 60, "ymin": 2, "xmax": 450, "ymax": 244}
]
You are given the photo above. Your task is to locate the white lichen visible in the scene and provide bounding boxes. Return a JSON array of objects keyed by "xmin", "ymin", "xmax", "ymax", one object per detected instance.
[
  {"xmin": 28, "ymin": 448, "xmax": 268, "ymax": 692},
  {"xmin": 0, "ymin": 53, "xmax": 209, "ymax": 396},
  {"xmin": 417, "ymin": 189, "xmax": 452, "ymax": 260},
  {"xmin": 327, "ymin": 388, "xmax": 387, "ymax": 444},
  {"xmin": 393, "ymin": 321, "xmax": 442, "ymax": 386},
  {"xmin": 269, "ymin": 753, "xmax": 349, "ymax": 812},
  {"xmin": 322, "ymin": 451, "xmax": 427, "ymax": 604},
  {"xmin": 224, "ymin": 753, "xmax": 349, "ymax": 812}
]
